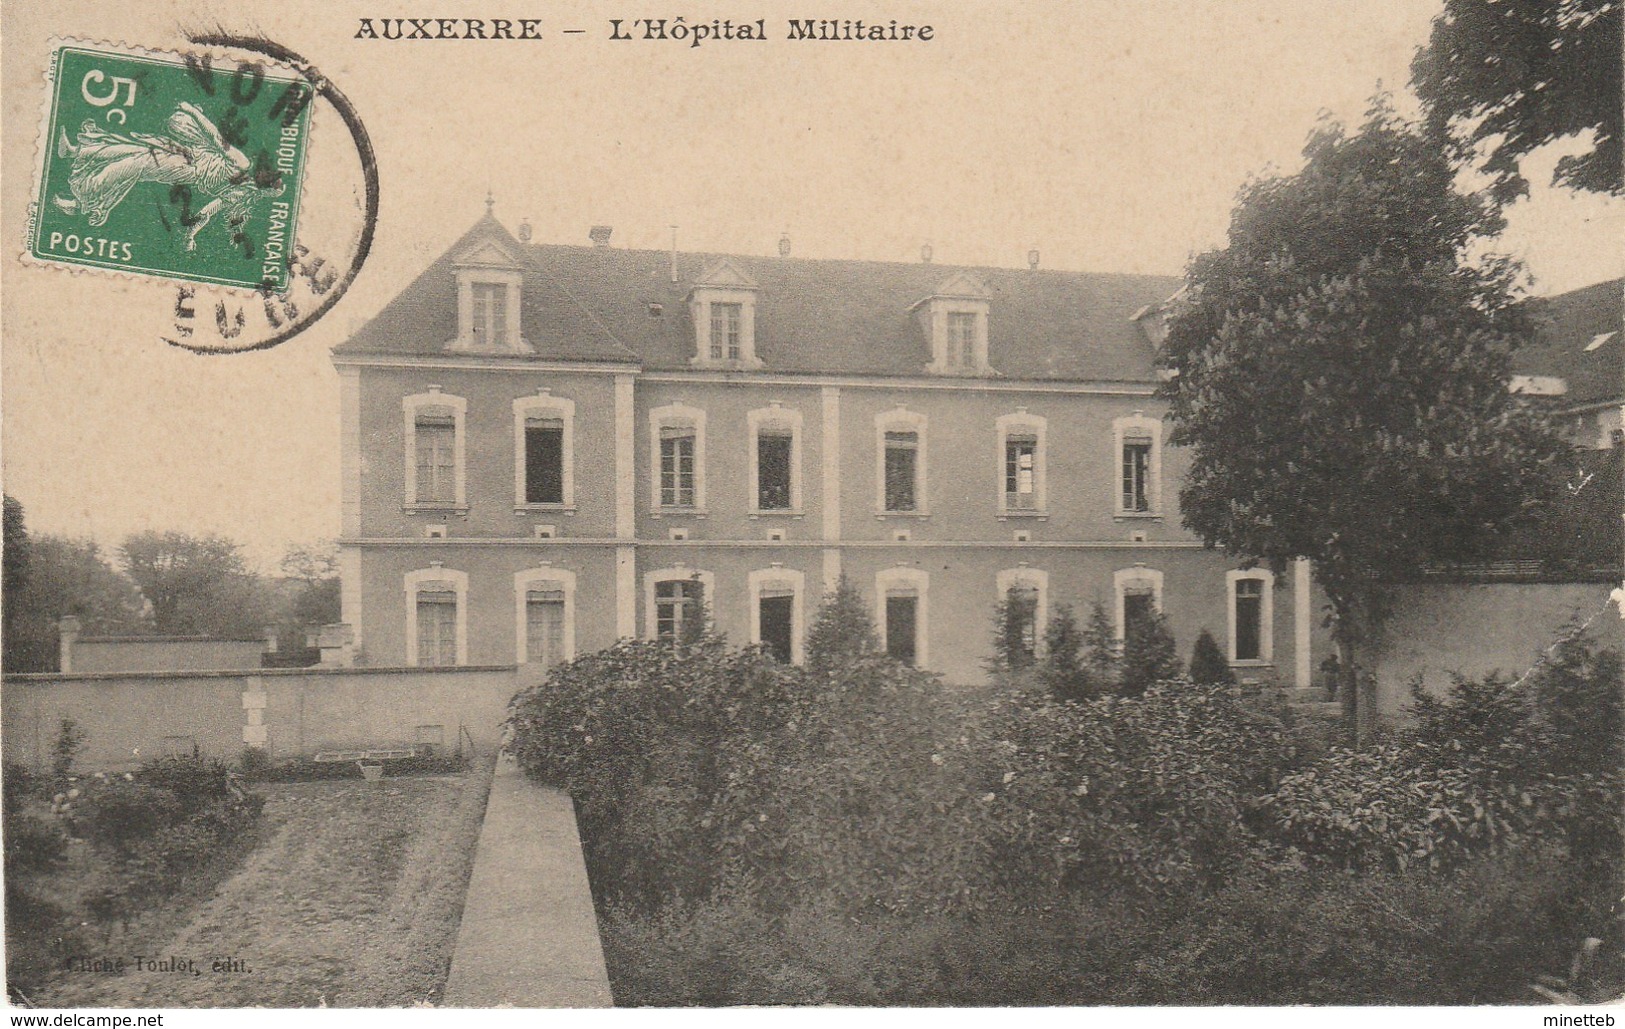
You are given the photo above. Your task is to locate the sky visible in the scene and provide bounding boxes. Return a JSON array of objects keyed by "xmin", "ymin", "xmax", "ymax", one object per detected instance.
[{"xmin": 3, "ymin": 0, "xmax": 1621, "ymax": 573}]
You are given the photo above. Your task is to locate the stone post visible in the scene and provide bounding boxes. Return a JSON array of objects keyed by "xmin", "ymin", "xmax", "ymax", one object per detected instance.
[
  {"xmin": 57, "ymin": 615, "xmax": 81, "ymax": 674},
  {"xmin": 317, "ymin": 623, "xmax": 356, "ymax": 668}
]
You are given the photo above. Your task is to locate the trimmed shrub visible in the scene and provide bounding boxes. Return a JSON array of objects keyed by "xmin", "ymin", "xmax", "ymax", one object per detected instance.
[
  {"xmin": 1189, "ymin": 629, "xmax": 1235, "ymax": 685},
  {"xmin": 1120, "ymin": 610, "xmax": 1180, "ymax": 696},
  {"xmin": 989, "ymin": 586, "xmax": 1039, "ymax": 673}
]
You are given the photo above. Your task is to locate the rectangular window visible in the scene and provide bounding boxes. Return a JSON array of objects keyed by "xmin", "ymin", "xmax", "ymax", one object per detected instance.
[
  {"xmin": 1005, "ymin": 434, "xmax": 1037, "ymax": 510},
  {"xmin": 416, "ymin": 590, "xmax": 457, "ymax": 667},
  {"xmin": 886, "ymin": 594, "xmax": 918, "ymax": 666},
  {"xmin": 655, "ymin": 579, "xmax": 701, "ymax": 639},
  {"xmin": 1234, "ymin": 579, "xmax": 1263, "ymax": 662},
  {"xmin": 947, "ymin": 312, "xmax": 977, "ymax": 367},
  {"xmin": 525, "ymin": 418, "xmax": 564, "ymax": 505},
  {"xmin": 759, "ymin": 588, "xmax": 794, "ymax": 663},
  {"xmin": 1123, "ymin": 590, "xmax": 1154, "ymax": 643},
  {"xmin": 757, "ymin": 429, "xmax": 793, "ymax": 510},
  {"xmin": 526, "ymin": 589, "xmax": 566, "ymax": 668},
  {"xmin": 884, "ymin": 431, "xmax": 918, "ymax": 512},
  {"xmin": 659, "ymin": 427, "xmax": 696, "ymax": 507},
  {"xmin": 1122, "ymin": 438, "xmax": 1152, "ymax": 513},
  {"xmin": 471, "ymin": 283, "xmax": 507, "ymax": 345},
  {"xmin": 710, "ymin": 303, "xmax": 742, "ymax": 360},
  {"xmin": 415, "ymin": 416, "xmax": 456, "ymax": 504}
]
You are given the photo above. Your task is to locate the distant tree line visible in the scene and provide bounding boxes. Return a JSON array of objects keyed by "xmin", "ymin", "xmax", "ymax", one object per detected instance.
[{"xmin": 1, "ymin": 495, "xmax": 339, "ymax": 672}]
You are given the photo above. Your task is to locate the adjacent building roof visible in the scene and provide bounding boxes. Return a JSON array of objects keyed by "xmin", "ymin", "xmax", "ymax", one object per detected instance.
[
  {"xmin": 334, "ymin": 215, "xmax": 1182, "ymax": 383},
  {"xmin": 1514, "ymin": 278, "xmax": 1623, "ymax": 407}
]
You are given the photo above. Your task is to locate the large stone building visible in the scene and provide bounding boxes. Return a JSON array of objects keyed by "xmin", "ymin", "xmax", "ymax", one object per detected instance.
[{"xmin": 330, "ymin": 209, "xmax": 1324, "ymax": 686}]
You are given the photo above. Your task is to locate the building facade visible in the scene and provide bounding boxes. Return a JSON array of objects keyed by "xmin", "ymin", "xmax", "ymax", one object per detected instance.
[{"xmin": 332, "ymin": 211, "xmax": 1324, "ymax": 686}]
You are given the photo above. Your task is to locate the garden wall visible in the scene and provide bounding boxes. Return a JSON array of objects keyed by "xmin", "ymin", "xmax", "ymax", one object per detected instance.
[
  {"xmin": 1373, "ymin": 582, "xmax": 1614, "ymax": 719},
  {"xmin": 2, "ymin": 665, "xmax": 523, "ymax": 771}
]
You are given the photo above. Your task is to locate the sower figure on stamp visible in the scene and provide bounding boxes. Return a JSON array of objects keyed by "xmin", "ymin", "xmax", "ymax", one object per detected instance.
[{"xmin": 53, "ymin": 101, "xmax": 283, "ymax": 250}]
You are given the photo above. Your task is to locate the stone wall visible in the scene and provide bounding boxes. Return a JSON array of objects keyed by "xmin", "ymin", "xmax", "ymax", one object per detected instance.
[{"xmin": 2, "ymin": 665, "xmax": 522, "ymax": 772}]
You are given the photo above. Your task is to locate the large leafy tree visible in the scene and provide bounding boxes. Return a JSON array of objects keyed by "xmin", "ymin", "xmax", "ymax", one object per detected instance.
[
  {"xmin": 2, "ymin": 498, "xmax": 152, "ymax": 671},
  {"xmin": 1412, "ymin": 0, "xmax": 1623, "ymax": 205},
  {"xmin": 1159, "ymin": 102, "xmax": 1568, "ymax": 738},
  {"xmin": 120, "ymin": 531, "xmax": 272, "ymax": 638}
]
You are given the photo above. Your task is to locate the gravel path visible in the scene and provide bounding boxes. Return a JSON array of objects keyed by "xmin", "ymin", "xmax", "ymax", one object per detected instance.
[{"xmin": 46, "ymin": 762, "xmax": 494, "ymax": 1008}]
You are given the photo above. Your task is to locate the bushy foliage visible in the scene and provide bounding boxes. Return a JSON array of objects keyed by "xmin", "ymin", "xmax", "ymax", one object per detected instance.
[
  {"xmin": 1262, "ymin": 631, "xmax": 1622, "ymax": 875},
  {"xmin": 992, "ymin": 681, "xmax": 1289, "ymax": 894},
  {"xmin": 136, "ymin": 753, "xmax": 236, "ymax": 806},
  {"xmin": 76, "ymin": 782, "xmax": 183, "ymax": 856},
  {"xmin": 514, "ymin": 599, "xmax": 1621, "ymax": 1004},
  {"xmin": 1189, "ymin": 629, "xmax": 1235, "ymax": 685},
  {"xmin": 716, "ymin": 651, "xmax": 1003, "ymax": 916},
  {"xmin": 507, "ymin": 632, "xmax": 797, "ymax": 905},
  {"xmin": 988, "ymin": 587, "xmax": 1038, "ymax": 673},
  {"xmin": 1039, "ymin": 603, "xmax": 1086, "ymax": 699},
  {"xmin": 804, "ymin": 575, "xmax": 876, "ymax": 674},
  {"xmin": 1127, "ymin": 841, "xmax": 1623, "ymax": 1004},
  {"xmin": 1120, "ymin": 611, "xmax": 1180, "ymax": 697},
  {"xmin": 1041, "ymin": 601, "xmax": 1119, "ymax": 701}
]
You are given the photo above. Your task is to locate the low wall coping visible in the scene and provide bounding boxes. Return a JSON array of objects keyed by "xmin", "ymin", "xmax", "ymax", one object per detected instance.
[{"xmin": 3, "ymin": 665, "xmax": 518, "ymax": 684}]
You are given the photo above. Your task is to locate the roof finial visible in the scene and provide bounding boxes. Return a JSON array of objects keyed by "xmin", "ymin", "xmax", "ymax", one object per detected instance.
[{"xmin": 484, "ymin": 190, "xmax": 495, "ymax": 215}]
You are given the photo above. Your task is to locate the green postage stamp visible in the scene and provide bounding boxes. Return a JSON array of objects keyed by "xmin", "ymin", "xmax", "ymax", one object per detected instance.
[{"xmin": 27, "ymin": 41, "xmax": 313, "ymax": 292}]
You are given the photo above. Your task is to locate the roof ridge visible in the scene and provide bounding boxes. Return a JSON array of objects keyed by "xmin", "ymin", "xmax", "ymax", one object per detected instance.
[{"xmin": 523, "ymin": 240, "xmax": 1184, "ymax": 282}]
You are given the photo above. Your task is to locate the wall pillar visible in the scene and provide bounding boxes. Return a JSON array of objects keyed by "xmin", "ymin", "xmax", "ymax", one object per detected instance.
[
  {"xmin": 242, "ymin": 676, "xmax": 268, "ymax": 750},
  {"xmin": 614, "ymin": 373, "xmax": 636, "ymax": 540},
  {"xmin": 57, "ymin": 615, "xmax": 81, "ymax": 674},
  {"xmin": 822, "ymin": 548, "xmax": 842, "ymax": 595},
  {"xmin": 317, "ymin": 623, "xmax": 356, "ymax": 668},
  {"xmin": 616, "ymin": 546, "xmax": 637, "ymax": 639},
  {"xmin": 1293, "ymin": 558, "xmax": 1312, "ymax": 689},
  {"xmin": 821, "ymin": 386, "xmax": 841, "ymax": 542}
]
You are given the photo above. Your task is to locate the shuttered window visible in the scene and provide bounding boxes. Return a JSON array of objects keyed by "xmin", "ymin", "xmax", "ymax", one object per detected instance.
[
  {"xmin": 415, "ymin": 414, "xmax": 456, "ymax": 504},
  {"xmin": 525, "ymin": 416, "xmax": 564, "ymax": 505},
  {"xmin": 884, "ymin": 431, "xmax": 918, "ymax": 512},
  {"xmin": 415, "ymin": 589, "xmax": 457, "ymax": 667}
]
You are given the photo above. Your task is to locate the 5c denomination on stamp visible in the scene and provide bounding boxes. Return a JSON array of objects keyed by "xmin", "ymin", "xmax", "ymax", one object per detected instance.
[{"xmin": 28, "ymin": 41, "xmax": 314, "ymax": 293}]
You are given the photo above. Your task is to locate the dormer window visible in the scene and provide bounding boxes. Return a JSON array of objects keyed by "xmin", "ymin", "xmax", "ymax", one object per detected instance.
[
  {"xmin": 448, "ymin": 239, "xmax": 530, "ymax": 353},
  {"xmin": 471, "ymin": 283, "xmax": 508, "ymax": 346},
  {"xmin": 710, "ymin": 302, "xmax": 743, "ymax": 360},
  {"xmin": 689, "ymin": 259, "xmax": 762, "ymax": 369},
  {"xmin": 947, "ymin": 312, "xmax": 977, "ymax": 367},
  {"xmin": 913, "ymin": 272, "xmax": 992, "ymax": 374}
]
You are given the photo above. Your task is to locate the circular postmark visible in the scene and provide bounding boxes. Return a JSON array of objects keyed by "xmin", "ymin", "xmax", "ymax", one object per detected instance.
[{"xmin": 23, "ymin": 32, "xmax": 377, "ymax": 354}]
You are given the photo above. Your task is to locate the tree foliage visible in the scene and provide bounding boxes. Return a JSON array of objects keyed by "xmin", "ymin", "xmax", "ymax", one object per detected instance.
[
  {"xmin": 1412, "ymin": 0, "xmax": 1623, "ymax": 205},
  {"xmin": 1120, "ymin": 610, "xmax": 1181, "ymax": 697},
  {"xmin": 1189, "ymin": 629, "xmax": 1236, "ymax": 686},
  {"xmin": 120, "ymin": 531, "xmax": 270, "ymax": 638},
  {"xmin": 2, "ymin": 503, "xmax": 151, "ymax": 672},
  {"xmin": 805, "ymin": 574, "xmax": 877, "ymax": 674},
  {"xmin": 1158, "ymin": 102, "xmax": 1568, "ymax": 735},
  {"xmin": 988, "ymin": 586, "xmax": 1039, "ymax": 673}
]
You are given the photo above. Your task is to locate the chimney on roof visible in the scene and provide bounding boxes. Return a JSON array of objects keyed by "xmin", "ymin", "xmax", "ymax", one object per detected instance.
[
  {"xmin": 1028, "ymin": 247, "xmax": 1040, "ymax": 271},
  {"xmin": 589, "ymin": 225, "xmax": 613, "ymax": 248},
  {"xmin": 779, "ymin": 232, "xmax": 791, "ymax": 258},
  {"xmin": 517, "ymin": 219, "xmax": 533, "ymax": 243},
  {"xmin": 920, "ymin": 242, "xmax": 933, "ymax": 264}
]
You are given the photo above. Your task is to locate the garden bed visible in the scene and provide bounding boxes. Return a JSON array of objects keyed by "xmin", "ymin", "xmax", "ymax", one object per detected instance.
[{"xmin": 25, "ymin": 756, "xmax": 495, "ymax": 1008}]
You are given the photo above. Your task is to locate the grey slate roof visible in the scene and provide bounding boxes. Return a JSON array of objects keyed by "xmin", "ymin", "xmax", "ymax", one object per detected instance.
[
  {"xmin": 1514, "ymin": 278, "xmax": 1623, "ymax": 407},
  {"xmin": 335, "ymin": 215, "xmax": 1182, "ymax": 383}
]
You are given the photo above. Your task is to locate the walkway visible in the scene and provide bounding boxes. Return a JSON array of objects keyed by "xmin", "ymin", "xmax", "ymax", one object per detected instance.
[{"xmin": 441, "ymin": 755, "xmax": 613, "ymax": 1007}]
